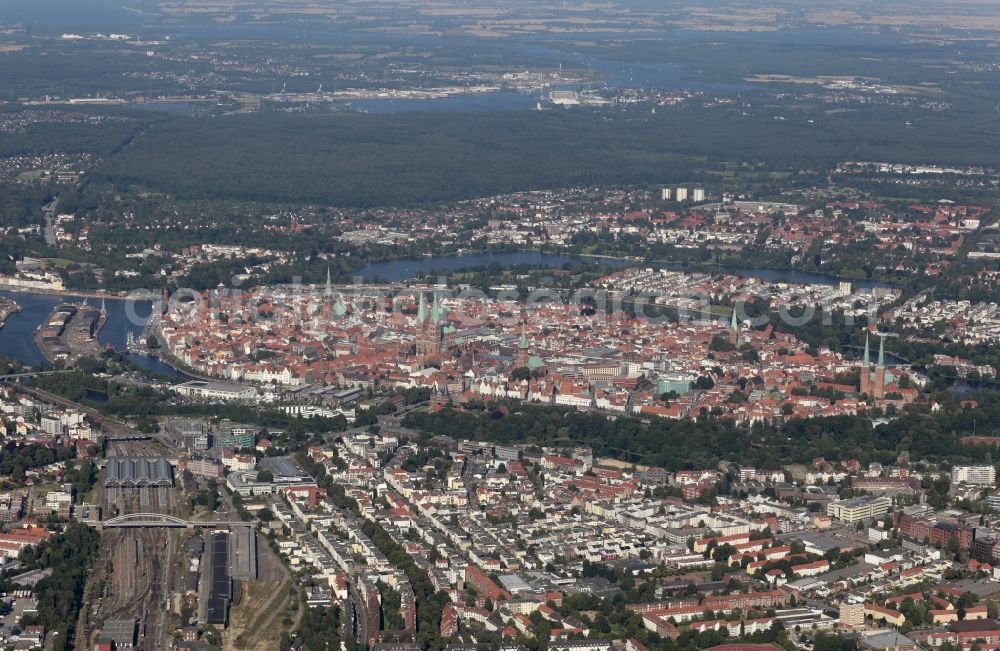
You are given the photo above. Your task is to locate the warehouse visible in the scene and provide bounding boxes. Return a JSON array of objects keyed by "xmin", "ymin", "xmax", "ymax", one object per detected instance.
[{"xmin": 206, "ymin": 531, "xmax": 232, "ymax": 626}]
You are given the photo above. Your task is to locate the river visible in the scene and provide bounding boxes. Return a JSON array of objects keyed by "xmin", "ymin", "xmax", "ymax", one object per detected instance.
[
  {"xmin": 0, "ymin": 252, "xmax": 887, "ymax": 372},
  {"xmin": 0, "ymin": 289, "xmax": 186, "ymax": 378},
  {"xmin": 349, "ymin": 90, "xmax": 541, "ymax": 114}
]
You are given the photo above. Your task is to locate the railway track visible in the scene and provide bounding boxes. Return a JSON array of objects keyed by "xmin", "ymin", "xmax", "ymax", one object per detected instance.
[
  {"xmin": 90, "ymin": 528, "xmax": 169, "ymax": 649},
  {"xmin": 74, "ymin": 529, "xmax": 116, "ymax": 649},
  {"xmin": 78, "ymin": 432, "xmax": 182, "ymax": 649}
]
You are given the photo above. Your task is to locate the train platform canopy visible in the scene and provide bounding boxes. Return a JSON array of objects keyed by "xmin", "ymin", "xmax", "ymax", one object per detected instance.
[{"xmin": 104, "ymin": 457, "xmax": 174, "ymax": 488}]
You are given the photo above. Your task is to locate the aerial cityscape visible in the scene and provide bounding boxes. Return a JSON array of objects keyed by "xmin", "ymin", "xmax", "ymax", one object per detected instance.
[{"xmin": 4, "ymin": 1, "xmax": 1000, "ymax": 650}]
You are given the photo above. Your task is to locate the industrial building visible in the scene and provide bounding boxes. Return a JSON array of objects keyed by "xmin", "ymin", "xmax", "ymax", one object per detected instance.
[
  {"xmin": 549, "ymin": 90, "xmax": 580, "ymax": 106},
  {"xmin": 97, "ymin": 619, "xmax": 137, "ymax": 649},
  {"xmin": 229, "ymin": 526, "xmax": 258, "ymax": 581},
  {"xmin": 206, "ymin": 531, "xmax": 231, "ymax": 626}
]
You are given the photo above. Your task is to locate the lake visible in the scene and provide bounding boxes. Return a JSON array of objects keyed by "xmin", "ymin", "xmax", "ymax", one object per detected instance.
[
  {"xmin": 355, "ymin": 252, "xmax": 632, "ymax": 282},
  {"xmin": 355, "ymin": 251, "xmax": 887, "ymax": 288},
  {"xmin": 698, "ymin": 266, "xmax": 887, "ymax": 291}
]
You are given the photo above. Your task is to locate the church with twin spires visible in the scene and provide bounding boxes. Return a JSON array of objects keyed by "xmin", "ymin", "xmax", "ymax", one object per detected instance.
[
  {"xmin": 414, "ymin": 292, "xmax": 444, "ymax": 357},
  {"xmin": 859, "ymin": 331, "xmax": 893, "ymax": 399}
]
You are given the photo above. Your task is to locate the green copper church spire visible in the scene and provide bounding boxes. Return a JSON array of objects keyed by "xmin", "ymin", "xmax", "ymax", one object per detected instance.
[
  {"xmin": 417, "ymin": 293, "xmax": 426, "ymax": 323},
  {"xmin": 862, "ymin": 332, "xmax": 870, "ymax": 368},
  {"xmin": 431, "ymin": 292, "xmax": 442, "ymax": 325},
  {"xmin": 877, "ymin": 333, "xmax": 885, "ymax": 369}
]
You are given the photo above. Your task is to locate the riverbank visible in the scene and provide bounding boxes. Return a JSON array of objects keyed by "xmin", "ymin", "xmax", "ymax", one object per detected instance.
[
  {"xmin": 10, "ymin": 249, "xmax": 890, "ymax": 299},
  {"xmin": 0, "ymin": 282, "xmax": 143, "ymax": 302},
  {"xmin": 0, "ymin": 297, "xmax": 20, "ymax": 328},
  {"xmin": 0, "ymin": 289, "xmax": 180, "ymax": 377},
  {"xmin": 354, "ymin": 250, "xmax": 632, "ymax": 282},
  {"xmin": 142, "ymin": 323, "xmax": 220, "ymax": 383}
]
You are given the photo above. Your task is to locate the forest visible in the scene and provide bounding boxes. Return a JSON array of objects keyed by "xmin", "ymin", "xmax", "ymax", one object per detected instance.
[
  {"xmin": 90, "ymin": 97, "xmax": 1000, "ymax": 208},
  {"xmin": 0, "ymin": 117, "xmax": 143, "ymax": 158}
]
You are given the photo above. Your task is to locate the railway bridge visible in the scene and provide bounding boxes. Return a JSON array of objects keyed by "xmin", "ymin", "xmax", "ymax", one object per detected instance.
[{"xmin": 88, "ymin": 513, "xmax": 248, "ymax": 529}]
